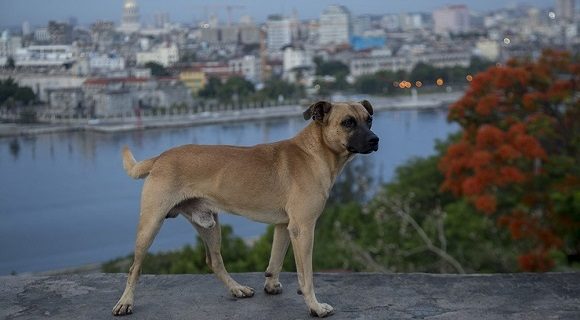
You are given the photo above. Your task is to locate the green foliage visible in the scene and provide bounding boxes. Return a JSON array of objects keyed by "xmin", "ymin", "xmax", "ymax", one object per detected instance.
[
  {"xmin": 144, "ymin": 61, "xmax": 170, "ymax": 77},
  {"xmin": 353, "ymin": 58, "xmax": 494, "ymax": 96},
  {"xmin": 198, "ymin": 76, "xmax": 257, "ymax": 103},
  {"xmin": 258, "ymin": 79, "xmax": 304, "ymax": 100},
  {"xmin": 6, "ymin": 56, "xmax": 15, "ymax": 69},
  {"xmin": 0, "ymin": 78, "xmax": 36, "ymax": 106}
]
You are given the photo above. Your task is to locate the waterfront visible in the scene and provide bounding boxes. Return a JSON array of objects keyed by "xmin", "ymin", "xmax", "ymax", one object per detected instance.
[{"xmin": 0, "ymin": 108, "xmax": 458, "ymax": 275}]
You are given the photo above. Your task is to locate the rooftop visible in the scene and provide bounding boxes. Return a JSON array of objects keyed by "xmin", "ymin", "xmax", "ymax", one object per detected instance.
[{"xmin": 1, "ymin": 272, "xmax": 579, "ymax": 319}]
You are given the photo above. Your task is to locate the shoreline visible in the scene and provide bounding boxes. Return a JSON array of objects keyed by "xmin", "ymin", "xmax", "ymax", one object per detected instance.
[{"xmin": 0, "ymin": 92, "xmax": 461, "ymax": 138}]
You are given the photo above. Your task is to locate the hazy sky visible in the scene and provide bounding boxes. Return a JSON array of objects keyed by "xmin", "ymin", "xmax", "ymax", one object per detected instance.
[{"xmin": 0, "ymin": 0, "xmax": 556, "ymax": 27}]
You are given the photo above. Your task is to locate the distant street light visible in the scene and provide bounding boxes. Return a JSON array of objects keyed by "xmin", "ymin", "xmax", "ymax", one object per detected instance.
[{"xmin": 436, "ymin": 78, "xmax": 444, "ymax": 86}]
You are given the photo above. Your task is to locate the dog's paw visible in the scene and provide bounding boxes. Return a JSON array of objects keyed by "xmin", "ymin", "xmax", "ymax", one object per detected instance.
[
  {"xmin": 230, "ymin": 285, "xmax": 255, "ymax": 298},
  {"xmin": 264, "ymin": 281, "xmax": 283, "ymax": 295},
  {"xmin": 309, "ymin": 303, "xmax": 334, "ymax": 318},
  {"xmin": 112, "ymin": 302, "xmax": 133, "ymax": 316}
]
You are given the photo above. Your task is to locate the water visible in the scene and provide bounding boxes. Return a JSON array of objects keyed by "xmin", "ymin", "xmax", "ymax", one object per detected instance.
[{"xmin": 0, "ymin": 109, "xmax": 457, "ymax": 275}]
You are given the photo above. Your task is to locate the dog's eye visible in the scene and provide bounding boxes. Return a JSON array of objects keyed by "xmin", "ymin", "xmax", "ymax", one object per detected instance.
[
  {"xmin": 341, "ymin": 118, "xmax": 356, "ymax": 129},
  {"xmin": 366, "ymin": 117, "xmax": 373, "ymax": 128}
]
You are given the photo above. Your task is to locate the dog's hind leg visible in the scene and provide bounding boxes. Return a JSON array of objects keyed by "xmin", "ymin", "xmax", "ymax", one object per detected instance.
[
  {"xmin": 190, "ymin": 213, "xmax": 255, "ymax": 298},
  {"xmin": 264, "ymin": 223, "xmax": 290, "ymax": 295},
  {"xmin": 112, "ymin": 186, "xmax": 172, "ymax": 316}
]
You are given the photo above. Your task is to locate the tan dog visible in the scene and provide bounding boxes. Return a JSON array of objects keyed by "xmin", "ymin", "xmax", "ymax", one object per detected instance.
[{"xmin": 112, "ymin": 100, "xmax": 379, "ymax": 317}]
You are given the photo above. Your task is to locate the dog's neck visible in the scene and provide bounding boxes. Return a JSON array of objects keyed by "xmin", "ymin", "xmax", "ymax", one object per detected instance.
[{"xmin": 293, "ymin": 122, "xmax": 354, "ymax": 185}]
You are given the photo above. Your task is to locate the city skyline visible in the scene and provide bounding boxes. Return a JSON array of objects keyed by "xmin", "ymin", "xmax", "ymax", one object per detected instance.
[{"xmin": 1, "ymin": 0, "xmax": 557, "ymax": 28}]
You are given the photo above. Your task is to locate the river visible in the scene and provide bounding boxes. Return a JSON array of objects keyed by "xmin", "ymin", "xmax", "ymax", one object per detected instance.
[{"xmin": 0, "ymin": 108, "xmax": 457, "ymax": 275}]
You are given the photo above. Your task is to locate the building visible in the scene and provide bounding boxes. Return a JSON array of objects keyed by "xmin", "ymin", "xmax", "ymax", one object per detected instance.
[
  {"xmin": 220, "ymin": 26, "xmax": 239, "ymax": 44},
  {"xmin": 46, "ymin": 87, "xmax": 84, "ymax": 113},
  {"xmin": 83, "ymin": 76, "xmax": 192, "ymax": 116},
  {"xmin": 0, "ymin": 31, "xmax": 22, "ymax": 65},
  {"xmin": 119, "ymin": 0, "xmax": 141, "ymax": 34},
  {"xmin": 433, "ymin": 5, "xmax": 470, "ymax": 35},
  {"xmin": 136, "ymin": 43, "xmax": 179, "ymax": 67},
  {"xmin": 14, "ymin": 45, "xmax": 76, "ymax": 70},
  {"xmin": 90, "ymin": 21, "xmax": 115, "ymax": 50},
  {"xmin": 91, "ymin": 89, "xmax": 133, "ymax": 116},
  {"xmin": 34, "ymin": 28, "xmax": 50, "ymax": 43},
  {"xmin": 475, "ymin": 39, "xmax": 500, "ymax": 61},
  {"xmin": 200, "ymin": 25, "xmax": 220, "ymax": 44},
  {"xmin": 48, "ymin": 21, "xmax": 73, "ymax": 45},
  {"xmin": 319, "ymin": 5, "xmax": 351, "ymax": 46},
  {"xmin": 88, "ymin": 53, "xmax": 126, "ymax": 74},
  {"xmin": 239, "ymin": 24, "xmax": 260, "ymax": 45},
  {"xmin": 556, "ymin": 0, "xmax": 576, "ymax": 22},
  {"xmin": 282, "ymin": 44, "xmax": 314, "ymax": 84},
  {"xmin": 179, "ymin": 69, "xmax": 206, "ymax": 94},
  {"xmin": 22, "ymin": 21, "xmax": 31, "ymax": 36},
  {"xmin": 353, "ymin": 15, "xmax": 372, "ymax": 36},
  {"xmin": 0, "ymin": 73, "xmax": 86, "ymax": 101},
  {"xmin": 350, "ymin": 50, "xmax": 471, "ymax": 77},
  {"xmin": 228, "ymin": 55, "xmax": 261, "ymax": 83},
  {"xmin": 266, "ymin": 15, "xmax": 292, "ymax": 53}
]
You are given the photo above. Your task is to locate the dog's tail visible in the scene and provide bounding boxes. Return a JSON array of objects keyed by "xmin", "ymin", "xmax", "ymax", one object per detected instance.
[{"xmin": 122, "ymin": 146, "xmax": 158, "ymax": 179}]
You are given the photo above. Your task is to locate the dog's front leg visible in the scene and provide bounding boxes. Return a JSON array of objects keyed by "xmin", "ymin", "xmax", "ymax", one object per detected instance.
[
  {"xmin": 288, "ymin": 220, "xmax": 334, "ymax": 317},
  {"xmin": 264, "ymin": 223, "xmax": 290, "ymax": 294}
]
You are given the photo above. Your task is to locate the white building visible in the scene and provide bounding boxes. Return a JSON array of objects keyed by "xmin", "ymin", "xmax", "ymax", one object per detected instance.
[
  {"xmin": 0, "ymin": 31, "xmax": 22, "ymax": 65},
  {"xmin": 88, "ymin": 53, "xmax": 126, "ymax": 74},
  {"xmin": 475, "ymin": 40, "xmax": 500, "ymax": 61},
  {"xmin": 119, "ymin": 0, "xmax": 141, "ymax": 34},
  {"xmin": 350, "ymin": 51, "xmax": 471, "ymax": 78},
  {"xmin": 136, "ymin": 43, "xmax": 179, "ymax": 67},
  {"xmin": 282, "ymin": 45, "xmax": 314, "ymax": 84},
  {"xmin": 433, "ymin": 5, "xmax": 470, "ymax": 35},
  {"xmin": 266, "ymin": 15, "xmax": 292, "ymax": 53},
  {"xmin": 229, "ymin": 55, "xmax": 261, "ymax": 83},
  {"xmin": 319, "ymin": 5, "xmax": 351, "ymax": 46},
  {"xmin": 14, "ymin": 45, "xmax": 76, "ymax": 69}
]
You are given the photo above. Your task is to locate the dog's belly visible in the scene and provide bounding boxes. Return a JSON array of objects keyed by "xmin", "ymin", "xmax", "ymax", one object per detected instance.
[{"xmin": 216, "ymin": 203, "xmax": 289, "ymax": 225}]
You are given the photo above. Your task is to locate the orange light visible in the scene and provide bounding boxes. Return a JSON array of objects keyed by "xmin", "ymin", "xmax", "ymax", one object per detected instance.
[
  {"xmin": 466, "ymin": 75, "xmax": 473, "ymax": 82},
  {"xmin": 436, "ymin": 78, "xmax": 444, "ymax": 86},
  {"xmin": 415, "ymin": 81, "xmax": 422, "ymax": 88},
  {"xmin": 405, "ymin": 81, "xmax": 411, "ymax": 88}
]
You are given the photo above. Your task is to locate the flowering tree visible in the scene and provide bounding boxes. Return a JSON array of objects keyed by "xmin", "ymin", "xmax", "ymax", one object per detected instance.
[{"xmin": 439, "ymin": 50, "xmax": 580, "ymax": 271}]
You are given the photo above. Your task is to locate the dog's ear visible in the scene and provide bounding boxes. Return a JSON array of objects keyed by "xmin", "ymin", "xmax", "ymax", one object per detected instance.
[
  {"xmin": 303, "ymin": 101, "xmax": 332, "ymax": 122},
  {"xmin": 359, "ymin": 100, "xmax": 374, "ymax": 115}
]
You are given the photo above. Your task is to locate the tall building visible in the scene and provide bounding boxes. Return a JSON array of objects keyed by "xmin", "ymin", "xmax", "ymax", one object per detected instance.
[
  {"xmin": 433, "ymin": 5, "xmax": 470, "ymax": 35},
  {"xmin": 119, "ymin": 0, "xmax": 141, "ymax": 34},
  {"xmin": 556, "ymin": 0, "xmax": 576, "ymax": 22},
  {"xmin": 48, "ymin": 21, "xmax": 73, "ymax": 44},
  {"xmin": 353, "ymin": 15, "xmax": 372, "ymax": 36},
  {"xmin": 266, "ymin": 15, "xmax": 292, "ymax": 53},
  {"xmin": 319, "ymin": 5, "xmax": 351, "ymax": 46},
  {"xmin": 22, "ymin": 21, "xmax": 31, "ymax": 36}
]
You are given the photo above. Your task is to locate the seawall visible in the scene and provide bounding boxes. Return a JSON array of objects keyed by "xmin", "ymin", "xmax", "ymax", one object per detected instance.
[{"xmin": 1, "ymin": 272, "xmax": 578, "ymax": 319}]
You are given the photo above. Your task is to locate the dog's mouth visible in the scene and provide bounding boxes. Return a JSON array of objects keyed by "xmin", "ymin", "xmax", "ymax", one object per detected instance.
[{"xmin": 346, "ymin": 143, "xmax": 379, "ymax": 154}]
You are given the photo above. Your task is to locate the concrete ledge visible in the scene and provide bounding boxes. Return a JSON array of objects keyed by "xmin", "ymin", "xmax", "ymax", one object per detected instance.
[{"xmin": 1, "ymin": 272, "xmax": 579, "ymax": 319}]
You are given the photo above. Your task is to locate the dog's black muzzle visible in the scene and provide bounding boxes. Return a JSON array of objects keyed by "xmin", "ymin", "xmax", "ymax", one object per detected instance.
[{"xmin": 347, "ymin": 129, "xmax": 379, "ymax": 154}]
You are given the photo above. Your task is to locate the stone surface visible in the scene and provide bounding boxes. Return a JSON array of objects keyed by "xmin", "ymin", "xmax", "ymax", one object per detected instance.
[{"xmin": 1, "ymin": 272, "xmax": 579, "ymax": 319}]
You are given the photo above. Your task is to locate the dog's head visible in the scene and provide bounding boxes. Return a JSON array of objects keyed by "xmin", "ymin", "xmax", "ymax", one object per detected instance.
[{"xmin": 303, "ymin": 100, "xmax": 379, "ymax": 155}]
